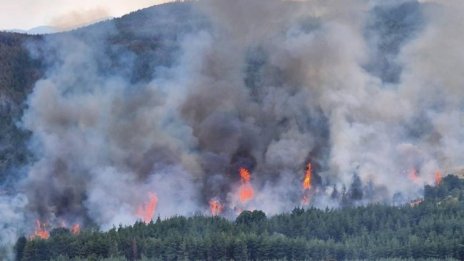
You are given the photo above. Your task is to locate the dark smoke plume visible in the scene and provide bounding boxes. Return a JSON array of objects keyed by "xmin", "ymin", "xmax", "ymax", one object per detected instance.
[{"xmin": 1, "ymin": 0, "xmax": 464, "ymax": 258}]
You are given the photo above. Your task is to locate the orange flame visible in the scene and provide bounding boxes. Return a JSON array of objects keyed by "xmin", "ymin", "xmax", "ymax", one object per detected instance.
[
  {"xmin": 435, "ymin": 170, "xmax": 443, "ymax": 186},
  {"xmin": 240, "ymin": 168, "xmax": 251, "ymax": 182},
  {"xmin": 239, "ymin": 184, "xmax": 254, "ymax": 202},
  {"xmin": 303, "ymin": 163, "xmax": 312, "ymax": 190},
  {"xmin": 408, "ymin": 169, "xmax": 420, "ymax": 184},
  {"xmin": 301, "ymin": 163, "xmax": 313, "ymax": 206},
  {"xmin": 238, "ymin": 167, "xmax": 254, "ymax": 203},
  {"xmin": 71, "ymin": 224, "xmax": 81, "ymax": 235},
  {"xmin": 136, "ymin": 192, "xmax": 158, "ymax": 224},
  {"xmin": 209, "ymin": 199, "xmax": 223, "ymax": 216},
  {"xmin": 34, "ymin": 220, "xmax": 49, "ymax": 239}
]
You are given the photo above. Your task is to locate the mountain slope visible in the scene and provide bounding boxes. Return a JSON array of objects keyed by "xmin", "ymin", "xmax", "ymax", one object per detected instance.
[
  {"xmin": 16, "ymin": 175, "xmax": 464, "ymax": 261},
  {"xmin": 0, "ymin": 32, "xmax": 42, "ymax": 182},
  {"xmin": 0, "ymin": 1, "xmax": 426, "ymax": 183},
  {"xmin": 0, "ymin": 2, "xmax": 207, "ymax": 182}
]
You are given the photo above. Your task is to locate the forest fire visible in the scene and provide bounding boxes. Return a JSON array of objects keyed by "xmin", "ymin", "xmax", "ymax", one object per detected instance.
[
  {"xmin": 32, "ymin": 220, "xmax": 80, "ymax": 239},
  {"xmin": 435, "ymin": 171, "xmax": 443, "ymax": 186},
  {"xmin": 33, "ymin": 220, "xmax": 49, "ymax": 239},
  {"xmin": 302, "ymin": 163, "xmax": 313, "ymax": 205},
  {"xmin": 209, "ymin": 199, "xmax": 223, "ymax": 216},
  {"xmin": 136, "ymin": 192, "xmax": 158, "ymax": 224},
  {"xmin": 59, "ymin": 220, "xmax": 81, "ymax": 233},
  {"xmin": 409, "ymin": 198, "xmax": 424, "ymax": 207},
  {"xmin": 71, "ymin": 224, "xmax": 81, "ymax": 235},
  {"xmin": 238, "ymin": 168, "xmax": 254, "ymax": 203},
  {"xmin": 303, "ymin": 163, "xmax": 312, "ymax": 190},
  {"xmin": 408, "ymin": 169, "xmax": 420, "ymax": 184}
]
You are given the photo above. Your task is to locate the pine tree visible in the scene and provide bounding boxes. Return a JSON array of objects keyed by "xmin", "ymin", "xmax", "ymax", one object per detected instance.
[{"xmin": 14, "ymin": 236, "xmax": 27, "ymax": 261}]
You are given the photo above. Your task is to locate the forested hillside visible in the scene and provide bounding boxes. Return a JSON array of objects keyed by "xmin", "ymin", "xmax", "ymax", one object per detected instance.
[
  {"xmin": 0, "ymin": 32, "xmax": 42, "ymax": 182},
  {"xmin": 2, "ymin": 2, "xmax": 464, "ymax": 261},
  {"xmin": 0, "ymin": 2, "xmax": 206, "ymax": 183},
  {"xmin": 15, "ymin": 175, "xmax": 464, "ymax": 261}
]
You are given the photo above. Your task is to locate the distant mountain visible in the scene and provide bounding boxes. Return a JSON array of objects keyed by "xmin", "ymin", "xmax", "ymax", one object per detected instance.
[{"xmin": 8, "ymin": 26, "xmax": 59, "ymax": 35}]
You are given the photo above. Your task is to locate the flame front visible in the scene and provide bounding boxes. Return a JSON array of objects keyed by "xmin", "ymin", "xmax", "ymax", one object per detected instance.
[
  {"xmin": 71, "ymin": 224, "xmax": 81, "ymax": 235},
  {"xmin": 238, "ymin": 168, "xmax": 254, "ymax": 203},
  {"xmin": 435, "ymin": 170, "xmax": 443, "ymax": 186},
  {"xmin": 59, "ymin": 219, "xmax": 81, "ymax": 235},
  {"xmin": 137, "ymin": 192, "xmax": 158, "ymax": 224},
  {"xmin": 301, "ymin": 163, "xmax": 313, "ymax": 205},
  {"xmin": 34, "ymin": 220, "xmax": 50, "ymax": 239},
  {"xmin": 209, "ymin": 199, "xmax": 223, "ymax": 216},
  {"xmin": 303, "ymin": 163, "xmax": 312, "ymax": 190},
  {"xmin": 408, "ymin": 169, "xmax": 420, "ymax": 184}
]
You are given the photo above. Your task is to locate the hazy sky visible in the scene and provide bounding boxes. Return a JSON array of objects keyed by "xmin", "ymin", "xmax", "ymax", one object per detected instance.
[{"xmin": 0, "ymin": 0, "xmax": 170, "ymax": 31}]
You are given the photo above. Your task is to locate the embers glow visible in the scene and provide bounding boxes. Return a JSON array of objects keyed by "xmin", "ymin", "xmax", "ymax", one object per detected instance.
[
  {"xmin": 238, "ymin": 168, "xmax": 254, "ymax": 203},
  {"xmin": 33, "ymin": 220, "xmax": 49, "ymax": 239},
  {"xmin": 209, "ymin": 199, "xmax": 224, "ymax": 216},
  {"xmin": 136, "ymin": 192, "xmax": 158, "ymax": 224}
]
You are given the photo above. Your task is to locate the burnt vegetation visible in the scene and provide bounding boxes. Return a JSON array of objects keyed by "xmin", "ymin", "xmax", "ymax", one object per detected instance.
[{"xmin": 16, "ymin": 175, "xmax": 464, "ymax": 261}]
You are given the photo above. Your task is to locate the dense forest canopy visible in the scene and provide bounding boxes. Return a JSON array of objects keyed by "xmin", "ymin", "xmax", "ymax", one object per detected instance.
[{"xmin": 15, "ymin": 175, "xmax": 464, "ymax": 260}]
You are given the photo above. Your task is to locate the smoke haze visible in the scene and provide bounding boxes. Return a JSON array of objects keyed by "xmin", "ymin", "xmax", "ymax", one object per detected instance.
[
  {"xmin": 1, "ymin": 0, "xmax": 463, "ymax": 258},
  {"xmin": 49, "ymin": 8, "xmax": 111, "ymax": 31}
]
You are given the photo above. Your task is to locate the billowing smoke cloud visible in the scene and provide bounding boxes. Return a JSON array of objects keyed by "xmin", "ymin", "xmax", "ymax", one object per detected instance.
[
  {"xmin": 0, "ymin": 195, "xmax": 28, "ymax": 260},
  {"xmin": 1, "ymin": 0, "xmax": 464, "ymax": 257},
  {"xmin": 50, "ymin": 7, "xmax": 111, "ymax": 31}
]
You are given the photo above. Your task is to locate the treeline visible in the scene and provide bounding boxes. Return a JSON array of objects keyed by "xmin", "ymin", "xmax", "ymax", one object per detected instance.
[{"xmin": 15, "ymin": 175, "xmax": 464, "ymax": 261}]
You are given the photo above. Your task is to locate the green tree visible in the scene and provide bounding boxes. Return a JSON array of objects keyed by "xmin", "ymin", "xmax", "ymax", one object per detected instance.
[{"xmin": 14, "ymin": 236, "xmax": 27, "ymax": 261}]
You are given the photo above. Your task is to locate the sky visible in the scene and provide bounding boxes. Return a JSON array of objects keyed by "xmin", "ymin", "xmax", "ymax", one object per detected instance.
[{"xmin": 0, "ymin": 0, "xmax": 170, "ymax": 31}]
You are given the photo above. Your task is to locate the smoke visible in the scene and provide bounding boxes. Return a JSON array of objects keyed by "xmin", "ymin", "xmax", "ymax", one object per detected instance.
[
  {"xmin": 1, "ymin": 0, "xmax": 464, "ymax": 255},
  {"xmin": 399, "ymin": 0, "xmax": 464, "ymax": 170},
  {"xmin": 50, "ymin": 7, "xmax": 111, "ymax": 31},
  {"xmin": 0, "ymin": 195, "xmax": 27, "ymax": 260}
]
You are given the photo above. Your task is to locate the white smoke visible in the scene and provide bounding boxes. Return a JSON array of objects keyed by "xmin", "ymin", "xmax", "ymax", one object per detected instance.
[
  {"xmin": 1, "ymin": 1, "xmax": 463, "ymax": 256},
  {"xmin": 0, "ymin": 194, "xmax": 28, "ymax": 260}
]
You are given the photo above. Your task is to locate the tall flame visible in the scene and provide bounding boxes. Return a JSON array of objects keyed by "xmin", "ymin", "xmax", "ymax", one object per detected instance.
[
  {"xmin": 435, "ymin": 170, "xmax": 443, "ymax": 186},
  {"xmin": 58, "ymin": 219, "xmax": 81, "ymax": 235},
  {"xmin": 34, "ymin": 220, "xmax": 50, "ymax": 239},
  {"xmin": 136, "ymin": 192, "xmax": 158, "ymax": 224},
  {"xmin": 302, "ymin": 163, "xmax": 313, "ymax": 205},
  {"xmin": 71, "ymin": 224, "xmax": 81, "ymax": 235},
  {"xmin": 209, "ymin": 199, "xmax": 223, "ymax": 216},
  {"xmin": 240, "ymin": 167, "xmax": 251, "ymax": 182},
  {"xmin": 303, "ymin": 163, "xmax": 312, "ymax": 190},
  {"xmin": 238, "ymin": 167, "xmax": 254, "ymax": 203}
]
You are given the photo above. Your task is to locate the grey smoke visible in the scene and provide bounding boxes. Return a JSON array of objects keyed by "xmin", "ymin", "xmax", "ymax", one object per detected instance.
[
  {"xmin": 0, "ymin": 195, "xmax": 28, "ymax": 260},
  {"xmin": 1, "ymin": 0, "xmax": 464, "ymax": 258}
]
